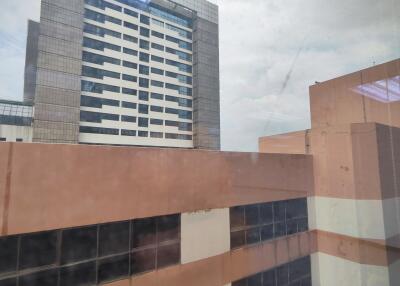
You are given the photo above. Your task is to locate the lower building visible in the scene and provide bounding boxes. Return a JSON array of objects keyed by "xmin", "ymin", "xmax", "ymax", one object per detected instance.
[
  {"xmin": 0, "ymin": 60, "xmax": 398, "ymax": 285},
  {"xmin": 0, "ymin": 100, "xmax": 33, "ymax": 143}
]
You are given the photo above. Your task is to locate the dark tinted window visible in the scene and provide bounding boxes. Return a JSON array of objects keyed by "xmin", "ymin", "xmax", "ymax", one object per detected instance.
[
  {"xmin": 131, "ymin": 248, "xmax": 156, "ymax": 275},
  {"xmin": 132, "ymin": 217, "xmax": 156, "ymax": 248},
  {"xmin": 0, "ymin": 278, "xmax": 16, "ymax": 286},
  {"xmin": 59, "ymin": 261, "xmax": 96, "ymax": 286},
  {"xmin": 61, "ymin": 226, "xmax": 97, "ymax": 264},
  {"xmin": 98, "ymin": 254, "xmax": 129, "ymax": 284},
  {"xmin": 19, "ymin": 231, "xmax": 57, "ymax": 270},
  {"xmin": 0, "ymin": 236, "xmax": 18, "ymax": 274},
  {"xmin": 157, "ymin": 243, "xmax": 180, "ymax": 268},
  {"xmin": 99, "ymin": 221, "xmax": 130, "ymax": 257},
  {"xmin": 19, "ymin": 269, "xmax": 58, "ymax": 286},
  {"xmin": 157, "ymin": 214, "xmax": 180, "ymax": 242}
]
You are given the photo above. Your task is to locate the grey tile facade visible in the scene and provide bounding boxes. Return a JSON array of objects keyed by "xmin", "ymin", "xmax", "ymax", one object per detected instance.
[
  {"xmin": 31, "ymin": 0, "xmax": 84, "ymax": 144},
  {"xmin": 23, "ymin": 20, "xmax": 40, "ymax": 104}
]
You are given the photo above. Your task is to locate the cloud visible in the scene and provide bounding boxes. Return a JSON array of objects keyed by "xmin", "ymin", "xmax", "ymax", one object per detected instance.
[
  {"xmin": 216, "ymin": 0, "xmax": 400, "ymax": 151},
  {"xmin": 0, "ymin": 0, "xmax": 40, "ymax": 101}
]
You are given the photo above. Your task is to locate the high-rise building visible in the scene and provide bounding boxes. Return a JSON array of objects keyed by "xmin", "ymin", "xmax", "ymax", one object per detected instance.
[{"xmin": 24, "ymin": 0, "xmax": 220, "ymax": 149}]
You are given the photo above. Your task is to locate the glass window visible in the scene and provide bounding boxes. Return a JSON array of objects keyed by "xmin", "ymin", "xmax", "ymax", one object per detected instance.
[
  {"xmin": 140, "ymin": 27, "xmax": 150, "ymax": 37},
  {"xmin": 151, "ymin": 80, "xmax": 164, "ymax": 88},
  {"xmin": 139, "ymin": 91, "xmax": 149, "ymax": 101},
  {"xmin": 122, "ymin": 88, "xmax": 137, "ymax": 95},
  {"xmin": 151, "ymin": 18, "xmax": 164, "ymax": 27},
  {"xmin": 151, "ymin": 55, "xmax": 164, "ymax": 63},
  {"xmin": 138, "ymin": 131, "xmax": 148, "ymax": 137},
  {"xmin": 61, "ymin": 226, "xmax": 97, "ymax": 264},
  {"xmin": 139, "ymin": 78, "xmax": 149, "ymax": 88},
  {"xmin": 98, "ymin": 254, "xmax": 129, "ymax": 284},
  {"xmin": 123, "ymin": 47, "xmax": 138, "ymax": 56},
  {"xmin": 83, "ymin": 37, "xmax": 121, "ymax": 52},
  {"xmin": 140, "ymin": 14, "xmax": 150, "ymax": 25},
  {"xmin": 139, "ymin": 65, "xmax": 149, "ymax": 75},
  {"xmin": 139, "ymin": 52, "xmax": 150, "ymax": 62},
  {"xmin": 123, "ymin": 61, "xmax": 137, "ymax": 69},
  {"xmin": 131, "ymin": 248, "xmax": 156, "ymax": 275},
  {"xmin": 123, "ymin": 34, "xmax": 138, "ymax": 43},
  {"xmin": 121, "ymin": 130, "xmax": 137, "ymax": 137},
  {"xmin": 20, "ymin": 269, "xmax": 58, "ymax": 286},
  {"xmin": 122, "ymin": 102, "xmax": 137, "ymax": 109},
  {"xmin": 151, "ymin": 30, "xmax": 164, "ymax": 39},
  {"xmin": 121, "ymin": 116, "xmax": 137, "ymax": 123},
  {"xmin": 150, "ymin": 105, "xmax": 163, "ymax": 113},
  {"xmin": 140, "ymin": 39, "xmax": 150, "ymax": 50},
  {"xmin": 124, "ymin": 21, "xmax": 138, "ymax": 31},
  {"xmin": 19, "ymin": 231, "xmax": 57, "ymax": 270},
  {"xmin": 150, "ymin": 119, "xmax": 163, "ymax": 125},
  {"xmin": 139, "ymin": 104, "xmax": 149, "ymax": 114},
  {"xmin": 0, "ymin": 236, "xmax": 18, "ymax": 274},
  {"xmin": 122, "ymin": 74, "xmax": 137, "ymax": 82},
  {"xmin": 84, "ymin": 23, "xmax": 121, "ymax": 38},
  {"xmin": 99, "ymin": 221, "xmax": 130, "ymax": 257},
  {"xmin": 124, "ymin": 8, "xmax": 138, "ymax": 18},
  {"xmin": 151, "ymin": 67, "xmax": 164, "ymax": 75},
  {"xmin": 151, "ymin": 42, "xmax": 164, "ymax": 51},
  {"xmin": 150, "ymin": 132, "xmax": 163, "ymax": 138},
  {"xmin": 59, "ymin": 261, "xmax": 96, "ymax": 286},
  {"xmin": 83, "ymin": 51, "xmax": 121, "ymax": 66},
  {"xmin": 80, "ymin": 126, "xmax": 119, "ymax": 135},
  {"xmin": 151, "ymin": 93, "xmax": 164, "ymax": 100},
  {"xmin": 138, "ymin": 117, "xmax": 149, "ymax": 127}
]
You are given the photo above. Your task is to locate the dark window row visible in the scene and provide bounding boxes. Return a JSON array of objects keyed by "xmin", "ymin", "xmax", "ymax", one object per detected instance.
[
  {"xmin": 232, "ymin": 256, "xmax": 311, "ymax": 286},
  {"xmin": 165, "ymin": 95, "xmax": 192, "ymax": 108},
  {"xmin": 165, "ymin": 120, "xmax": 192, "ymax": 131},
  {"xmin": 230, "ymin": 198, "xmax": 308, "ymax": 249},
  {"xmin": 165, "ymin": 83, "xmax": 192, "ymax": 96},
  {"xmin": 165, "ymin": 35, "xmax": 192, "ymax": 51},
  {"xmin": 165, "ymin": 71, "xmax": 192, "ymax": 85},
  {"xmin": 82, "ymin": 66, "xmax": 120, "ymax": 80},
  {"xmin": 82, "ymin": 80, "xmax": 120, "ymax": 94},
  {"xmin": 165, "ymin": 133, "xmax": 192, "ymax": 140},
  {"xmin": 165, "ymin": 107, "xmax": 192, "ymax": 120},
  {"xmin": 165, "ymin": 47, "xmax": 192, "ymax": 62},
  {"xmin": 84, "ymin": 8, "xmax": 121, "ymax": 25},
  {"xmin": 165, "ymin": 23, "xmax": 192, "ymax": 40},
  {"xmin": 84, "ymin": 23, "xmax": 121, "ymax": 39},
  {"xmin": 80, "ymin": 111, "xmax": 119, "ymax": 123},
  {"xmin": 165, "ymin": 59, "xmax": 192, "ymax": 73},
  {"xmin": 0, "ymin": 115, "xmax": 32, "ymax": 127},
  {"xmin": 83, "ymin": 37, "xmax": 121, "ymax": 52},
  {"xmin": 123, "ymin": 34, "xmax": 138, "ymax": 43},
  {"xmin": 83, "ymin": 51, "xmax": 121, "ymax": 66},
  {"xmin": 0, "ymin": 214, "xmax": 180, "ymax": 285},
  {"xmin": 85, "ymin": 0, "xmax": 122, "ymax": 12},
  {"xmin": 81, "ymin": 95, "xmax": 120, "ymax": 108}
]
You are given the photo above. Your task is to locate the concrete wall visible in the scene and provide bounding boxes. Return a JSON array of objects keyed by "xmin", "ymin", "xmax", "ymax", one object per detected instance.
[{"xmin": 0, "ymin": 125, "xmax": 32, "ymax": 142}]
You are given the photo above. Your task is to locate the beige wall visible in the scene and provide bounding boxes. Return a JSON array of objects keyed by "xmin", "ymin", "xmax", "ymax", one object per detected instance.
[{"xmin": 181, "ymin": 208, "xmax": 230, "ymax": 264}]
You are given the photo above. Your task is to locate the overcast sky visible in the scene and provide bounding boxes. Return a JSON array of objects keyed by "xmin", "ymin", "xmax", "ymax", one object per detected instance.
[{"xmin": 0, "ymin": 0, "xmax": 399, "ymax": 151}]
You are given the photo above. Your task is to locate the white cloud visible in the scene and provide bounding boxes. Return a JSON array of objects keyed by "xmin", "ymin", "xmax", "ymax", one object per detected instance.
[
  {"xmin": 217, "ymin": 0, "xmax": 400, "ymax": 151},
  {"xmin": 0, "ymin": 0, "xmax": 40, "ymax": 101}
]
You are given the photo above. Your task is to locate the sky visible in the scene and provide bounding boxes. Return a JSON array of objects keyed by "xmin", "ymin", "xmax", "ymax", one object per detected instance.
[{"xmin": 0, "ymin": 0, "xmax": 399, "ymax": 151}]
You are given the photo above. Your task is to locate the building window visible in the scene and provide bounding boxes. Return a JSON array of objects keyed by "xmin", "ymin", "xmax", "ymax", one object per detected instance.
[
  {"xmin": 123, "ymin": 61, "xmax": 137, "ymax": 70},
  {"xmin": 150, "ymin": 119, "xmax": 163, "ymax": 125},
  {"xmin": 138, "ymin": 131, "xmax": 148, "ymax": 138},
  {"xmin": 81, "ymin": 95, "xmax": 120, "ymax": 108},
  {"xmin": 150, "ymin": 132, "xmax": 163, "ymax": 138},
  {"xmin": 139, "ymin": 52, "xmax": 150, "ymax": 63},
  {"xmin": 122, "ymin": 74, "xmax": 137, "ymax": 82},
  {"xmin": 124, "ymin": 8, "xmax": 138, "ymax": 18},
  {"xmin": 139, "ymin": 65, "xmax": 149, "ymax": 75},
  {"xmin": 140, "ymin": 14, "xmax": 150, "ymax": 25},
  {"xmin": 139, "ymin": 39, "xmax": 150, "ymax": 50},
  {"xmin": 16, "ymin": 139, "xmax": 23, "ymax": 142},
  {"xmin": 123, "ymin": 47, "xmax": 138, "ymax": 56},
  {"xmin": 165, "ymin": 133, "xmax": 192, "ymax": 141},
  {"xmin": 83, "ymin": 37, "xmax": 121, "ymax": 52},
  {"xmin": 121, "ymin": 116, "xmax": 136, "ymax": 123},
  {"xmin": 151, "ymin": 30, "xmax": 164, "ymax": 39},
  {"xmin": 138, "ymin": 117, "xmax": 149, "ymax": 127},
  {"xmin": 139, "ymin": 104, "xmax": 149, "ymax": 114},
  {"xmin": 139, "ymin": 91, "xmax": 149, "ymax": 101},
  {"xmin": 0, "ymin": 138, "xmax": 6, "ymax": 141},
  {"xmin": 140, "ymin": 27, "xmax": 150, "ymax": 37},
  {"xmin": 151, "ymin": 55, "xmax": 164, "ymax": 63},
  {"xmin": 122, "ymin": 102, "xmax": 137, "ymax": 109},
  {"xmin": 232, "ymin": 256, "xmax": 311, "ymax": 286},
  {"xmin": 230, "ymin": 198, "xmax": 308, "ymax": 249},
  {"xmin": 124, "ymin": 21, "xmax": 138, "ymax": 31},
  {"xmin": 80, "ymin": 126, "xmax": 119, "ymax": 135},
  {"xmin": 150, "ymin": 105, "xmax": 163, "ymax": 113},
  {"xmin": 122, "ymin": 88, "xmax": 137, "ymax": 96},
  {"xmin": 123, "ymin": 34, "xmax": 138, "ymax": 43},
  {"xmin": 151, "ymin": 80, "xmax": 164, "ymax": 88},
  {"xmin": 151, "ymin": 43, "xmax": 164, "ymax": 51},
  {"xmin": 139, "ymin": 78, "xmax": 149, "ymax": 88},
  {"xmin": 151, "ymin": 93, "xmax": 164, "ymax": 100},
  {"xmin": 0, "ymin": 214, "xmax": 181, "ymax": 283},
  {"xmin": 151, "ymin": 67, "xmax": 164, "ymax": 75},
  {"xmin": 121, "ymin": 130, "xmax": 136, "ymax": 137}
]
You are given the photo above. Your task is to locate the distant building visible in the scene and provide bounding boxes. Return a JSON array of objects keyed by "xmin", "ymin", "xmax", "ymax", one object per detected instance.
[
  {"xmin": 23, "ymin": 0, "xmax": 220, "ymax": 149},
  {"xmin": 0, "ymin": 100, "xmax": 33, "ymax": 142}
]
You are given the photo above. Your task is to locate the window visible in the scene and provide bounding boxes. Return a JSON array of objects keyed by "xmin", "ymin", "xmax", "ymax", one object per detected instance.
[
  {"xmin": 151, "ymin": 80, "xmax": 164, "ymax": 88},
  {"xmin": 0, "ymin": 138, "xmax": 6, "ymax": 142},
  {"xmin": 151, "ymin": 18, "xmax": 164, "ymax": 27},
  {"xmin": 123, "ymin": 34, "xmax": 138, "ymax": 43},
  {"xmin": 121, "ymin": 116, "xmax": 137, "ymax": 123},
  {"xmin": 166, "ymin": 121, "xmax": 192, "ymax": 131},
  {"xmin": 85, "ymin": 0, "xmax": 122, "ymax": 12},
  {"xmin": 151, "ymin": 43, "xmax": 164, "ymax": 51},
  {"xmin": 139, "ymin": 39, "xmax": 150, "ymax": 50},
  {"xmin": 124, "ymin": 8, "xmax": 138, "ymax": 18},
  {"xmin": 148, "ymin": 5, "xmax": 192, "ymax": 28},
  {"xmin": 151, "ymin": 93, "xmax": 164, "ymax": 100},
  {"xmin": 139, "ymin": 104, "xmax": 149, "ymax": 114},
  {"xmin": 84, "ymin": 8, "xmax": 121, "ymax": 25},
  {"xmin": 82, "ymin": 66, "xmax": 120, "ymax": 80},
  {"xmin": 61, "ymin": 226, "xmax": 97, "ymax": 264},
  {"xmin": 138, "ymin": 117, "xmax": 148, "ymax": 127},
  {"xmin": 150, "ymin": 105, "xmax": 163, "ymax": 113},
  {"xmin": 139, "ymin": 52, "xmax": 150, "ymax": 62},
  {"xmin": 84, "ymin": 23, "xmax": 121, "ymax": 39},
  {"xmin": 83, "ymin": 51, "xmax": 121, "ymax": 66},
  {"xmin": 140, "ymin": 14, "xmax": 150, "ymax": 25},
  {"xmin": 151, "ymin": 30, "xmax": 164, "ymax": 39},
  {"xmin": 83, "ymin": 37, "xmax": 121, "ymax": 52},
  {"xmin": 123, "ymin": 47, "xmax": 138, "ymax": 56},
  {"xmin": 165, "ymin": 47, "xmax": 192, "ymax": 62},
  {"xmin": 151, "ymin": 55, "xmax": 164, "ymax": 63},
  {"xmin": 230, "ymin": 198, "xmax": 308, "ymax": 249},
  {"xmin": 150, "ymin": 119, "xmax": 163, "ymax": 125},
  {"xmin": 138, "ymin": 131, "xmax": 148, "ymax": 137},
  {"xmin": 122, "ymin": 102, "xmax": 137, "ymax": 109},
  {"xmin": 0, "ymin": 214, "xmax": 181, "ymax": 283},
  {"xmin": 151, "ymin": 67, "xmax": 164, "ymax": 75},
  {"xmin": 165, "ymin": 108, "xmax": 192, "ymax": 120},
  {"xmin": 124, "ymin": 21, "xmax": 138, "ymax": 31},
  {"xmin": 80, "ymin": 126, "xmax": 119, "ymax": 135},
  {"xmin": 16, "ymin": 138, "xmax": 23, "ymax": 142},
  {"xmin": 165, "ymin": 35, "xmax": 192, "ymax": 51},
  {"xmin": 165, "ymin": 95, "xmax": 192, "ymax": 108},
  {"xmin": 165, "ymin": 133, "xmax": 192, "ymax": 141},
  {"xmin": 122, "ymin": 74, "xmax": 137, "ymax": 82},
  {"xmin": 81, "ymin": 96, "xmax": 120, "ymax": 108},
  {"xmin": 139, "ymin": 78, "xmax": 149, "ymax": 88},
  {"xmin": 139, "ymin": 91, "xmax": 149, "ymax": 101},
  {"xmin": 165, "ymin": 23, "xmax": 192, "ymax": 40},
  {"xmin": 121, "ymin": 130, "xmax": 136, "ymax": 137},
  {"xmin": 150, "ymin": 132, "xmax": 163, "ymax": 138},
  {"xmin": 80, "ymin": 111, "xmax": 119, "ymax": 123},
  {"xmin": 165, "ymin": 84, "xmax": 192, "ymax": 96},
  {"xmin": 165, "ymin": 71, "xmax": 192, "ymax": 85},
  {"xmin": 139, "ymin": 65, "xmax": 149, "ymax": 75},
  {"xmin": 165, "ymin": 59, "xmax": 192, "ymax": 73},
  {"xmin": 140, "ymin": 27, "xmax": 150, "ymax": 37},
  {"xmin": 82, "ymin": 80, "xmax": 120, "ymax": 94},
  {"xmin": 123, "ymin": 61, "xmax": 137, "ymax": 69},
  {"xmin": 232, "ymin": 256, "xmax": 311, "ymax": 286},
  {"xmin": 122, "ymin": 88, "xmax": 137, "ymax": 95}
]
